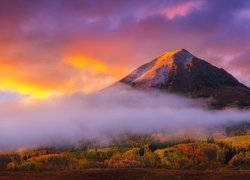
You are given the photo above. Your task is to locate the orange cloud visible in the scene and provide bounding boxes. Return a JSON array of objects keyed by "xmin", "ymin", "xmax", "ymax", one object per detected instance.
[
  {"xmin": 0, "ymin": 53, "xmax": 126, "ymax": 100},
  {"xmin": 62, "ymin": 55, "xmax": 126, "ymax": 93},
  {"xmin": 64, "ymin": 56, "xmax": 109, "ymax": 74},
  {"xmin": 0, "ymin": 64, "xmax": 59, "ymax": 99},
  {"xmin": 0, "ymin": 78, "xmax": 58, "ymax": 99}
]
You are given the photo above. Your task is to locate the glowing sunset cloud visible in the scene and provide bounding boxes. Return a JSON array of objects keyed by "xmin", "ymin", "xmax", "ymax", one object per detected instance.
[
  {"xmin": 64, "ymin": 56, "xmax": 108, "ymax": 73},
  {"xmin": 63, "ymin": 56, "xmax": 123, "ymax": 77},
  {"xmin": 63, "ymin": 55, "xmax": 126, "ymax": 93},
  {"xmin": 0, "ymin": 79, "xmax": 57, "ymax": 99}
]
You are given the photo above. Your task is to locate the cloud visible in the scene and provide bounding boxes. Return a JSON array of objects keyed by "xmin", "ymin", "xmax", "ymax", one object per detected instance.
[
  {"xmin": 225, "ymin": 49, "xmax": 250, "ymax": 85},
  {"xmin": 0, "ymin": 84, "xmax": 249, "ymax": 150},
  {"xmin": 162, "ymin": 1, "xmax": 204, "ymax": 20},
  {"xmin": 0, "ymin": 0, "xmax": 250, "ymax": 99}
]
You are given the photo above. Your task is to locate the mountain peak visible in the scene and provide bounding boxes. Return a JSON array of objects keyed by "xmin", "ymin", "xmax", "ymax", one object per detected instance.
[
  {"xmin": 157, "ymin": 48, "xmax": 194, "ymax": 66},
  {"xmin": 120, "ymin": 49, "xmax": 195, "ymax": 88},
  {"xmin": 161, "ymin": 48, "xmax": 190, "ymax": 56},
  {"xmin": 118, "ymin": 49, "xmax": 250, "ymax": 108}
]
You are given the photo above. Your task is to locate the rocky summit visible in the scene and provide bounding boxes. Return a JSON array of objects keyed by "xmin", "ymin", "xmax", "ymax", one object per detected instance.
[{"xmin": 119, "ymin": 49, "xmax": 250, "ymax": 108}]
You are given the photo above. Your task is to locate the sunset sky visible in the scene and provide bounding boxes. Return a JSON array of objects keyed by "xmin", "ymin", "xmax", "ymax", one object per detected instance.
[{"xmin": 0, "ymin": 0, "xmax": 250, "ymax": 100}]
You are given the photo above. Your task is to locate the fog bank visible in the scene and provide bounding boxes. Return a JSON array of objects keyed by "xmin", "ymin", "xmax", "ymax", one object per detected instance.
[{"xmin": 0, "ymin": 84, "xmax": 249, "ymax": 150}]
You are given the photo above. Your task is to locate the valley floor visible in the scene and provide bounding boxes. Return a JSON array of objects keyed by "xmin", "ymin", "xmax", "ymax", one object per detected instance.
[{"xmin": 0, "ymin": 169, "xmax": 250, "ymax": 180}]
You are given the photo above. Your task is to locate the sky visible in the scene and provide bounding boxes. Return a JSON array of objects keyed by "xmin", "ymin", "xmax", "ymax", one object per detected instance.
[{"xmin": 0, "ymin": 0, "xmax": 250, "ymax": 100}]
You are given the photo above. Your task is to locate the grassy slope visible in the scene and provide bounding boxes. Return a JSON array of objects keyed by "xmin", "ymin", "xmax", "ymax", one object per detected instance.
[{"xmin": 218, "ymin": 135, "xmax": 250, "ymax": 149}]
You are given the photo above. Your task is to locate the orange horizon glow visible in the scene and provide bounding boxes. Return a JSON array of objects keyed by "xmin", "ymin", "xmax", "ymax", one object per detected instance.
[{"xmin": 0, "ymin": 55, "xmax": 127, "ymax": 100}]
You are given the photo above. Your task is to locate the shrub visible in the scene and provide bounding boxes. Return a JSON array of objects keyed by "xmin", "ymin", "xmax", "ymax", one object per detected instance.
[
  {"xmin": 96, "ymin": 147, "xmax": 118, "ymax": 159},
  {"xmin": 155, "ymin": 143, "xmax": 221, "ymax": 169},
  {"xmin": 85, "ymin": 149, "xmax": 98, "ymax": 159},
  {"xmin": 0, "ymin": 155, "xmax": 11, "ymax": 170},
  {"xmin": 229, "ymin": 152, "xmax": 250, "ymax": 169},
  {"xmin": 105, "ymin": 148, "xmax": 142, "ymax": 168},
  {"xmin": 78, "ymin": 159, "xmax": 104, "ymax": 169},
  {"xmin": 141, "ymin": 150, "xmax": 160, "ymax": 168},
  {"xmin": 34, "ymin": 153, "xmax": 77, "ymax": 170},
  {"xmin": 0, "ymin": 153, "xmax": 20, "ymax": 170},
  {"xmin": 161, "ymin": 148, "xmax": 191, "ymax": 169},
  {"xmin": 18, "ymin": 161, "xmax": 42, "ymax": 171},
  {"xmin": 6, "ymin": 162, "xmax": 18, "ymax": 171}
]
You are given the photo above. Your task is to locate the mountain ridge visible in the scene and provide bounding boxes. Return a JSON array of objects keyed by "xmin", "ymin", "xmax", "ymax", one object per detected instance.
[{"xmin": 116, "ymin": 49, "xmax": 250, "ymax": 108}]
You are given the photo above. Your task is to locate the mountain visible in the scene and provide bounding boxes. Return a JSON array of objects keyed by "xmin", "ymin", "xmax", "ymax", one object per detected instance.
[{"xmin": 118, "ymin": 49, "xmax": 250, "ymax": 108}]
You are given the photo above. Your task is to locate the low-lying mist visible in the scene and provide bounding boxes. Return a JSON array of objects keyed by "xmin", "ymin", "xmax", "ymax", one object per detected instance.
[{"xmin": 0, "ymin": 83, "xmax": 249, "ymax": 150}]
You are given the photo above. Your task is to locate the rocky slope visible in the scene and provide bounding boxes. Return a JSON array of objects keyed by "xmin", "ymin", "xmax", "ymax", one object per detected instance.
[{"xmin": 119, "ymin": 49, "xmax": 250, "ymax": 108}]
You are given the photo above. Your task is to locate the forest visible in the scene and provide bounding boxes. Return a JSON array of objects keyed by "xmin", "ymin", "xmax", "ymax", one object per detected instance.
[{"xmin": 0, "ymin": 134, "xmax": 249, "ymax": 171}]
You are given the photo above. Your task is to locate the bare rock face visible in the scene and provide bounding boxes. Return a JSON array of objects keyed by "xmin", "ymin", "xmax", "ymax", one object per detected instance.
[{"xmin": 119, "ymin": 49, "xmax": 250, "ymax": 108}]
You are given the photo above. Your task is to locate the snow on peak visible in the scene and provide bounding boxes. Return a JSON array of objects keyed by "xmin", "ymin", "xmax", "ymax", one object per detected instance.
[
  {"xmin": 122, "ymin": 49, "xmax": 194, "ymax": 87},
  {"xmin": 158, "ymin": 49, "xmax": 193, "ymax": 66}
]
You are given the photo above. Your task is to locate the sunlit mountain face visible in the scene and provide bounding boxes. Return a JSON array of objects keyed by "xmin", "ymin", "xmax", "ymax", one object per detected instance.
[{"xmin": 0, "ymin": 0, "xmax": 250, "ymax": 101}]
